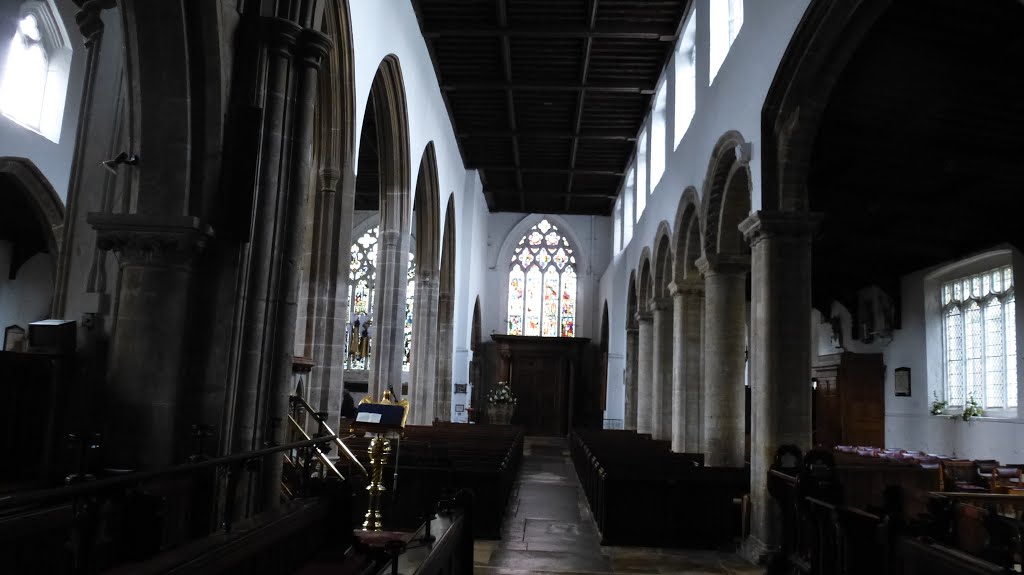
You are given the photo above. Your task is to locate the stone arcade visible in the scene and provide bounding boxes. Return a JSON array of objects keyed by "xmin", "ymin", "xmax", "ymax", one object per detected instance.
[{"xmin": 1, "ymin": 1, "xmax": 1022, "ymax": 573}]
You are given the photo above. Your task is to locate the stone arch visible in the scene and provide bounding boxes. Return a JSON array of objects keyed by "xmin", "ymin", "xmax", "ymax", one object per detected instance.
[
  {"xmin": 652, "ymin": 222, "xmax": 673, "ymax": 298},
  {"xmin": 471, "ymin": 296, "xmax": 482, "ymax": 353},
  {"xmin": 296, "ymin": 0, "xmax": 356, "ymax": 431},
  {"xmin": 671, "ymin": 187, "xmax": 702, "ymax": 285},
  {"xmin": 0, "ymin": 157, "xmax": 64, "ymax": 263},
  {"xmin": 434, "ymin": 193, "xmax": 456, "ymax": 422},
  {"xmin": 408, "ymin": 142, "xmax": 442, "ymax": 424},
  {"xmin": 701, "ymin": 131, "xmax": 751, "ymax": 259},
  {"xmin": 627, "ymin": 269, "xmax": 638, "ymax": 329},
  {"xmin": 363, "ymin": 54, "xmax": 412, "ymax": 400},
  {"xmin": 637, "ymin": 247, "xmax": 653, "ymax": 308},
  {"xmin": 761, "ymin": 0, "xmax": 892, "ymax": 212}
]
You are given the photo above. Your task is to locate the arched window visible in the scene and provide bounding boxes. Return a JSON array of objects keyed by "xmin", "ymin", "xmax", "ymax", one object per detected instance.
[
  {"xmin": 507, "ymin": 219, "xmax": 577, "ymax": 337},
  {"xmin": 0, "ymin": 3, "xmax": 72, "ymax": 143},
  {"xmin": 344, "ymin": 226, "xmax": 416, "ymax": 371},
  {"xmin": 942, "ymin": 265, "xmax": 1016, "ymax": 409}
]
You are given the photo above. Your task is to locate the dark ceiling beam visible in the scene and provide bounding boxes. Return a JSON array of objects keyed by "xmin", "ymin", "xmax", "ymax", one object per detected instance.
[
  {"xmin": 458, "ymin": 129, "xmax": 635, "ymax": 141},
  {"xmin": 442, "ymin": 82, "xmax": 656, "ymax": 94},
  {"xmin": 423, "ymin": 25, "xmax": 676, "ymax": 41},
  {"xmin": 475, "ymin": 166, "xmax": 624, "ymax": 176},
  {"xmin": 495, "ymin": 0, "xmax": 524, "ymax": 211},
  {"xmin": 486, "ymin": 188, "xmax": 618, "ymax": 199},
  {"xmin": 566, "ymin": 0, "xmax": 601, "ymax": 212}
]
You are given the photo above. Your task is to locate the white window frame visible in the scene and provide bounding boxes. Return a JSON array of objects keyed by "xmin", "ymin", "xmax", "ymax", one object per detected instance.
[
  {"xmin": 635, "ymin": 128, "xmax": 648, "ymax": 219},
  {"xmin": 649, "ymin": 80, "xmax": 667, "ymax": 192},
  {"xmin": 0, "ymin": 1, "xmax": 72, "ymax": 143},
  {"xmin": 941, "ymin": 265, "xmax": 1016, "ymax": 412},
  {"xmin": 673, "ymin": 10, "xmax": 697, "ymax": 150},
  {"xmin": 709, "ymin": 0, "xmax": 744, "ymax": 84}
]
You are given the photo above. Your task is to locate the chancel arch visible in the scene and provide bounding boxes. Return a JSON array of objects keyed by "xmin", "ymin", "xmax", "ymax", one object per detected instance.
[
  {"xmin": 408, "ymin": 142, "xmax": 441, "ymax": 425},
  {"xmin": 670, "ymin": 188, "xmax": 705, "ymax": 453},
  {"xmin": 635, "ymin": 249, "xmax": 654, "ymax": 436},
  {"xmin": 434, "ymin": 193, "xmax": 456, "ymax": 422},
  {"xmin": 650, "ymin": 223, "xmax": 674, "ymax": 441},
  {"xmin": 698, "ymin": 130, "xmax": 752, "ymax": 468}
]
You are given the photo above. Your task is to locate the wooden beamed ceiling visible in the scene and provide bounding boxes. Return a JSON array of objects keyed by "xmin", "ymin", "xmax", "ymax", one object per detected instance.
[{"xmin": 411, "ymin": 0, "xmax": 688, "ymax": 215}]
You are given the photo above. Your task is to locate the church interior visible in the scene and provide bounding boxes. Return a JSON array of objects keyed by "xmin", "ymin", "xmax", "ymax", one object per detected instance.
[{"xmin": 1, "ymin": 0, "xmax": 1023, "ymax": 573}]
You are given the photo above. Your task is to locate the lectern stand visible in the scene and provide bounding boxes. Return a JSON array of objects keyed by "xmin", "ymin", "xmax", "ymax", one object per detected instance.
[{"xmin": 350, "ymin": 391, "xmax": 408, "ymax": 531}]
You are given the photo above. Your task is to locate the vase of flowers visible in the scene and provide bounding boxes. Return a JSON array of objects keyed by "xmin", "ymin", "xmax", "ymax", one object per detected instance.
[
  {"xmin": 961, "ymin": 394, "xmax": 984, "ymax": 422},
  {"xmin": 486, "ymin": 381, "xmax": 516, "ymax": 425}
]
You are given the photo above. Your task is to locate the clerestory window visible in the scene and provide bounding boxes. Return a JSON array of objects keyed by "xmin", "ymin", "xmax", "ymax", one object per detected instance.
[{"xmin": 0, "ymin": 3, "xmax": 72, "ymax": 142}]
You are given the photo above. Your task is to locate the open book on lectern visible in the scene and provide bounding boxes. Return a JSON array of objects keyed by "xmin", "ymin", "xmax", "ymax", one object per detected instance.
[{"xmin": 351, "ymin": 391, "xmax": 408, "ymax": 434}]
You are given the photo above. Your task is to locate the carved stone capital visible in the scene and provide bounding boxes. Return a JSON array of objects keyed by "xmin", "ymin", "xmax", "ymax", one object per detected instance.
[
  {"xmin": 297, "ymin": 29, "xmax": 332, "ymax": 68},
  {"xmin": 668, "ymin": 281, "xmax": 704, "ymax": 298},
  {"xmin": 625, "ymin": 326, "xmax": 639, "ymax": 336},
  {"xmin": 265, "ymin": 17, "xmax": 302, "ymax": 56},
  {"xmin": 87, "ymin": 214, "xmax": 211, "ymax": 268},
  {"xmin": 635, "ymin": 311, "xmax": 653, "ymax": 324},
  {"xmin": 650, "ymin": 297, "xmax": 673, "ymax": 312},
  {"xmin": 695, "ymin": 254, "xmax": 750, "ymax": 277},
  {"xmin": 318, "ymin": 167, "xmax": 341, "ymax": 191},
  {"xmin": 739, "ymin": 210, "xmax": 822, "ymax": 247}
]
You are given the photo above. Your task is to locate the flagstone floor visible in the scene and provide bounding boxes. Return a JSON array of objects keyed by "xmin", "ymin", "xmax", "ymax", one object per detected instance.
[{"xmin": 473, "ymin": 437, "xmax": 763, "ymax": 575}]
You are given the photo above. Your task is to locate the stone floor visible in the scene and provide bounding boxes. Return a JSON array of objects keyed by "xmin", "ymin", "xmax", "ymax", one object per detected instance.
[{"xmin": 473, "ymin": 437, "xmax": 763, "ymax": 575}]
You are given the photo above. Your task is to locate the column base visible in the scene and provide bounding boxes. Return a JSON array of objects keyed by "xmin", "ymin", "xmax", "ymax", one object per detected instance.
[{"xmin": 739, "ymin": 534, "xmax": 778, "ymax": 566}]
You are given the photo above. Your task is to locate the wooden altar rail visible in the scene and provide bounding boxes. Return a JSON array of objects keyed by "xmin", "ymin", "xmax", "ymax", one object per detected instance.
[{"xmin": 769, "ymin": 468, "xmax": 1024, "ymax": 574}]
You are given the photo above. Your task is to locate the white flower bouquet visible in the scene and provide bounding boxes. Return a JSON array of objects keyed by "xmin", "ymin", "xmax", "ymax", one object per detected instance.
[{"xmin": 487, "ymin": 381, "xmax": 517, "ymax": 405}]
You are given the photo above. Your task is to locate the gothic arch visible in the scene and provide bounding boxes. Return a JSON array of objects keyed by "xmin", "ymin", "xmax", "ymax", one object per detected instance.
[
  {"xmin": 434, "ymin": 193, "xmax": 456, "ymax": 422},
  {"xmin": 0, "ymin": 157, "xmax": 64, "ymax": 261},
  {"xmin": 408, "ymin": 142, "xmax": 441, "ymax": 424},
  {"xmin": 627, "ymin": 269, "xmax": 638, "ymax": 328},
  {"xmin": 701, "ymin": 131, "xmax": 751, "ymax": 259},
  {"xmin": 672, "ymin": 187, "xmax": 702, "ymax": 285},
  {"xmin": 761, "ymin": 0, "xmax": 892, "ymax": 212},
  {"xmin": 369, "ymin": 54, "xmax": 412, "ymax": 235}
]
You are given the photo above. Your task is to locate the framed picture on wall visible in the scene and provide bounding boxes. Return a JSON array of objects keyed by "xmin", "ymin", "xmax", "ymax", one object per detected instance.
[
  {"xmin": 3, "ymin": 325, "xmax": 25, "ymax": 352},
  {"xmin": 454, "ymin": 404, "xmax": 464, "ymax": 413},
  {"xmin": 894, "ymin": 367, "xmax": 911, "ymax": 397},
  {"xmin": 454, "ymin": 383, "xmax": 467, "ymax": 394}
]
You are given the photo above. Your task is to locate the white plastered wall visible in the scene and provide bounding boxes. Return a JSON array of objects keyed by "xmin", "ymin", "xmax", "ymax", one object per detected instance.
[
  {"xmin": 599, "ymin": 0, "xmax": 813, "ymax": 421},
  {"xmin": 350, "ymin": 0, "xmax": 484, "ymax": 419}
]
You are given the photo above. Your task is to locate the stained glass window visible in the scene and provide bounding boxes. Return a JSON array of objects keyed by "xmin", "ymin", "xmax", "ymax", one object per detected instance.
[
  {"xmin": 344, "ymin": 226, "xmax": 416, "ymax": 371},
  {"xmin": 507, "ymin": 219, "xmax": 577, "ymax": 337},
  {"xmin": 0, "ymin": 8, "xmax": 70, "ymax": 143},
  {"xmin": 942, "ymin": 265, "xmax": 1016, "ymax": 409}
]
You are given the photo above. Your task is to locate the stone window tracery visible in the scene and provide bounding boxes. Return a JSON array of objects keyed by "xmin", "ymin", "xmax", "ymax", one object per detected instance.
[
  {"xmin": 344, "ymin": 226, "xmax": 416, "ymax": 371},
  {"xmin": 942, "ymin": 265, "xmax": 1016, "ymax": 409},
  {"xmin": 507, "ymin": 219, "xmax": 577, "ymax": 337}
]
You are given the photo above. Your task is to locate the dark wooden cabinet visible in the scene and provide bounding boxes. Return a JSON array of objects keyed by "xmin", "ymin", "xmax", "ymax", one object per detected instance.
[
  {"xmin": 812, "ymin": 352, "xmax": 885, "ymax": 449},
  {"xmin": 491, "ymin": 335, "xmax": 592, "ymax": 436}
]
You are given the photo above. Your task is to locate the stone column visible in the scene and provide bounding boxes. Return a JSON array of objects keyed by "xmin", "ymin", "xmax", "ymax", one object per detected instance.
[
  {"xmin": 651, "ymin": 297, "xmax": 674, "ymax": 441},
  {"xmin": 623, "ymin": 326, "xmax": 639, "ymax": 430},
  {"xmin": 740, "ymin": 211, "xmax": 819, "ymax": 560},
  {"xmin": 434, "ymin": 292, "xmax": 454, "ymax": 422},
  {"xmin": 370, "ymin": 228, "xmax": 409, "ymax": 400},
  {"xmin": 635, "ymin": 311, "xmax": 654, "ymax": 435},
  {"xmin": 410, "ymin": 272, "xmax": 440, "ymax": 425},
  {"xmin": 670, "ymin": 282, "xmax": 704, "ymax": 453},
  {"xmin": 697, "ymin": 254, "xmax": 749, "ymax": 467},
  {"xmin": 262, "ymin": 28, "xmax": 332, "ymax": 508},
  {"xmin": 87, "ymin": 215, "xmax": 209, "ymax": 468}
]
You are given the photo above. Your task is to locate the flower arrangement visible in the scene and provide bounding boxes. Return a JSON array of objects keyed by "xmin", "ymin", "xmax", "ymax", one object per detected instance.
[
  {"xmin": 961, "ymin": 394, "xmax": 984, "ymax": 421},
  {"xmin": 930, "ymin": 391, "xmax": 947, "ymax": 415},
  {"xmin": 487, "ymin": 381, "xmax": 517, "ymax": 406}
]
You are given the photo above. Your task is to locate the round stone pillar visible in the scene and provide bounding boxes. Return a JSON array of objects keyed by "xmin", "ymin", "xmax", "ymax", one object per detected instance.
[
  {"xmin": 739, "ymin": 211, "xmax": 820, "ymax": 561},
  {"xmin": 669, "ymin": 282, "xmax": 704, "ymax": 453},
  {"xmin": 623, "ymin": 326, "xmax": 639, "ymax": 431},
  {"xmin": 696, "ymin": 255, "xmax": 749, "ymax": 467},
  {"xmin": 651, "ymin": 297, "xmax": 674, "ymax": 441},
  {"xmin": 635, "ymin": 311, "xmax": 654, "ymax": 435}
]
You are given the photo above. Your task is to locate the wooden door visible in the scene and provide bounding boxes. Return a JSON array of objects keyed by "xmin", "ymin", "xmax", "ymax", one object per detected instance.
[
  {"xmin": 511, "ymin": 354, "xmax": 565, "ymax": 436},
  {"xmin": 813, "ymin": 375, "xmax": 842, "ymax": 449}
]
